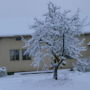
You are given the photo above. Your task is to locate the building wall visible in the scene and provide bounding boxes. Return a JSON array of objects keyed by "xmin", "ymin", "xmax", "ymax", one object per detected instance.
[
  {"xmin": 0, "ymin": 36, "xmax": 36, "ymax": 72},
  {"xmin": 0, "ymin": 34, "xmax": 90, "ymax": 72},
  {"xmin": 81, "ymin": 34, "xmax": 90, "ymax": 58}
]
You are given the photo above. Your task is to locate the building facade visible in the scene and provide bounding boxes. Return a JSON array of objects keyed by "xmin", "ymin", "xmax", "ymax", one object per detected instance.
[
  {"xmin": 0, "ymin": 33, "xmax": 90, "ymax": 72},
  {"xmin": 81, "ymin": 33, "xmax": 90, "ymax": 58},
  {"xmin": 0, "ymin": 35, "xmax": 37, "ymax": 72}
]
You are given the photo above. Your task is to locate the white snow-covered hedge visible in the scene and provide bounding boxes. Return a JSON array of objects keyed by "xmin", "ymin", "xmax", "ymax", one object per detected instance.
[
  {"xmin": 75, "ymin": 58, "xmax": 90, "ymax": 72},
  {"xmin": 0, "ymin": 67, "xmax": 7, "ymax": 77}
]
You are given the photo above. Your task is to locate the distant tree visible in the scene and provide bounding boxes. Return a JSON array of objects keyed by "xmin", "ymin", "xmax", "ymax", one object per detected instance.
[{"xmin": 24, "ymin": 2, "xmax": 86, "ymax": 80}]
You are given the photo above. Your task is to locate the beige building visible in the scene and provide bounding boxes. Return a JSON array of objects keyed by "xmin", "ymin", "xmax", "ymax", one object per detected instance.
[
  {"xmin": 0, "ymin": 34, "xmax": 37, "ymax": 72},
  {"xmin": 0, "ymin": 32, "xmax": 90, "ymax": 73},
  {"xmin": 81, "ymin": 33, "xmax": 90, "ymax": 58}
]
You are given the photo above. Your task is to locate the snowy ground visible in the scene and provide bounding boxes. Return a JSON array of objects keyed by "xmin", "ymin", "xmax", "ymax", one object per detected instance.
[{"xmin": 0, "ymin": 70, "xmax": 90, "ymax": 90}]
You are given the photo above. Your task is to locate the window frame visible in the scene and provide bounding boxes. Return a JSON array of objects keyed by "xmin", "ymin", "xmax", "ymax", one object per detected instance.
[
  {"xmin": 22, "ymin": 49, "xmax": 31, "ymax": 60},
  {"xmin": 10, "ymin": 49, "xmax": 20, "ymax": 61}
]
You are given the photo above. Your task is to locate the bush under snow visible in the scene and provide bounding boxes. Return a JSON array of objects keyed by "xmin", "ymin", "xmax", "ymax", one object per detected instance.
[
  {"xmin": 0, "ymin": 67, "xmax": 7, "ymax": 77},
  {"xmin": 75, "ymin": 58, "xmax": 90, "ymax": 72}
]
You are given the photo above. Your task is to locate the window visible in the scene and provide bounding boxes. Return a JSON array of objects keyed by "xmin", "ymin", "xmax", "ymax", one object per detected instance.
[
  {"xmin": 22, "ymin": 49, "xmax": 31, "ymax": 60},
  {"xmin": 16, "ymin": 37, "xmax": 21, "ymax": 41},
  {"xmin": 10, "ymin": 50, "xmax": 19, "ymax": 60},
  {"xmin": 64, "ymin": 55, "xmax": 73, "ymax": 59}
]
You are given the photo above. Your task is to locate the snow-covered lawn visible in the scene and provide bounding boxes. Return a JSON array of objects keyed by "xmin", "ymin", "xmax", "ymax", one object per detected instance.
[{"xmin": 0, "ymin": 70, "xmax": 90, "ymax": 90}]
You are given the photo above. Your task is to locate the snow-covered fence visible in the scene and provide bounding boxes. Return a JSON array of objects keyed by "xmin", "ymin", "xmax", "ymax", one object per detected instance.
[
  {"xmin": 0, "ymin": 67, "xmax": 7, "ymax": 77},
  {"xmin": 74, "ymin": 58, "xmax": 90, "ymax": 72},
  {"xmin": 15, "ymin": 70, "xmax": 53, "ymax": 75}
]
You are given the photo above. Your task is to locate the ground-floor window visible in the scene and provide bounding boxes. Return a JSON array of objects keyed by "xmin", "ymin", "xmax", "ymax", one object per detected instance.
[
  {"xmin": 10, "ymin": 49, "xmax": 31, "ymax": 61},
  {"xmin": 22, "ymin": 49, "xmax": 31, "ymax": 60},
  {"xmin": 10, "ymin": 50, "xmax": 19, "ymax": 61}
]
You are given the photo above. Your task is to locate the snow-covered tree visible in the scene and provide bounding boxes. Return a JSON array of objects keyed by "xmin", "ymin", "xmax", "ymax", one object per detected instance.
[{"xmin": 24, "ymin": 2, "xmax": 86, "ymax": 80}]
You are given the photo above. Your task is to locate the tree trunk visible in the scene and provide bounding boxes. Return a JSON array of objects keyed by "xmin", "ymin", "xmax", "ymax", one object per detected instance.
[
  {"xmin": 53, "ymin": 59, "xmax": 64, "ymax": 80},
  {"xmin": 53, "ymin": 66, "xmax": 58, "ymax": 80}
]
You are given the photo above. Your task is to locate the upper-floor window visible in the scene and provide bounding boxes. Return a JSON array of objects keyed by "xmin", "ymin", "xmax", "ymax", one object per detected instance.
[
  {"xmin": 10, "ymin": 50, "xmax": 19, "ymax": 61},
  {"xmin": 22, "ymin": 49, "xmax": 31, "ymax": 60},
  {"xmin": 16, "ymin": 37, "xmax": 21, "ymax": 41}
]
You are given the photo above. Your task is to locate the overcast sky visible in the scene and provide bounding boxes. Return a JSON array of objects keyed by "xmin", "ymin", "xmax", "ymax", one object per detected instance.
[{"xmin": 0, "ymin": 0, "xmax": 90, "ymax": 36}]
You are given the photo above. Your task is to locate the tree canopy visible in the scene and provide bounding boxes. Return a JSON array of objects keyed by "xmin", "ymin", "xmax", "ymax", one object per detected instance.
[{"xmin": 24, "ymin": 2, "xmax": 86, "ymax": 79}]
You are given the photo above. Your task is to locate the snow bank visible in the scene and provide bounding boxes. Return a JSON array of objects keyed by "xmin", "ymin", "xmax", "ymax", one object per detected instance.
[
  {"xmin": 0, "ymin": 70, "xmax": 90, "ymax": 90},
  {"xmin": 14, "ymin": 70, "xmax": 53, "ymax": 75}
]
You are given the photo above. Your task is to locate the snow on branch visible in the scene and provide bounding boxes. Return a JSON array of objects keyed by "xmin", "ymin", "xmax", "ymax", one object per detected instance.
[{"xmin": 24, "ymin": 2, "xmax": 86, "ymax": 69}]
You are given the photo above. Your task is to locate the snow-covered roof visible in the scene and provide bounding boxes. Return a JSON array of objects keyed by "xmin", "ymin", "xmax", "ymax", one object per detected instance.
[
  {"xmin": 0, "ymin": 33, "xmax": 34, "ymax": 38},
  {"xmin": 82, "ymin": 29, "xmax": 90, "ymax": 34},
  {"xmin": 0, "ymin": 18, "xmax": 35, "ymax": 37},
  {"xmin": 0, "ymin": 30, "xmax": 35, "ymax": 37}
]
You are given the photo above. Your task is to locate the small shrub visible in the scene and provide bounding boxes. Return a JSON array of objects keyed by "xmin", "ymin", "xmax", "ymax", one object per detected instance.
[
  {"xmin": 74, "ymin": 58, "xmax": 90, "ymax": 72},
  {"xmin": 0, "ymin": 67, "xmax": 7, "ymax": 77}
]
